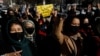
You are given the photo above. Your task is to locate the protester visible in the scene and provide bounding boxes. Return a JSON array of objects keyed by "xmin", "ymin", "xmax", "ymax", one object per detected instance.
[
  {"xmin": 0, "ymin": 2, "xmax": 100, "ymax": 56},
  {"xmin": 0, "ymin": 19, "xmax": 37, "ymax": 56},
  {"xmin": 53, "ymin": 16, "xmax": 83, "ymax": 56}
]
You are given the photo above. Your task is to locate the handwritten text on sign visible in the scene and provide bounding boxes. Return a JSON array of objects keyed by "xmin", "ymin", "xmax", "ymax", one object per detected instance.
[{"xmin": 37, "ymin": 4, "xmax": 54, "ymax": 17}]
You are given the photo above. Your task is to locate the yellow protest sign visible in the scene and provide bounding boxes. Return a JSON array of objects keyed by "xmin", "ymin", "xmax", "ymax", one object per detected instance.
[{"xmin": 37, "ymin": 4, "xmax": 54, "ymax": 17}]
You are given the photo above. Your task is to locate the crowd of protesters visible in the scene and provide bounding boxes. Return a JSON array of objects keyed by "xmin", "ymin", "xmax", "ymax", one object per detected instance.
[{"xmin": 0, "ymin": 2, "xmax": 100, "ymax": 56}]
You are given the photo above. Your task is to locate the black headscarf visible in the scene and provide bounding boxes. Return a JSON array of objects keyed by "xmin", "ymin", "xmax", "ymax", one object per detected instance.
[{"xmin": 6, "ymin": 19, "xmax": 33, "ymax": 56}]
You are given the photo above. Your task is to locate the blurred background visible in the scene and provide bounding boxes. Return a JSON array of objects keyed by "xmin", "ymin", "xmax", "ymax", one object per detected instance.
[{"xmin": 2, "ymin": 0, "xmax": 100, "ymax": 6}]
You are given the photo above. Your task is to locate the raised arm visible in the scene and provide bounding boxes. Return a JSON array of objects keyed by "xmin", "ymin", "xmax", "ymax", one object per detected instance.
[{"xmin": 55, "ymin": 17, "xmax": 64, "ymax": 44}]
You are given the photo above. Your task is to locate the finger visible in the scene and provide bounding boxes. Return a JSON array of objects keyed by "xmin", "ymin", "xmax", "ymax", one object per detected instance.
[
  {"xmin": 5, "ymin": 52, "xmax": 16, "ymax": 56},
  {"xmin": 16, "ymin": 50, "xmax": 22, "ymax": 53},
  {"xmin": 15, "ymin": 53, "xmax": 21, "ymax": 56},
  {"xmin": 14, "ymin": 53, "xmax": 17, "ymax": 56}
]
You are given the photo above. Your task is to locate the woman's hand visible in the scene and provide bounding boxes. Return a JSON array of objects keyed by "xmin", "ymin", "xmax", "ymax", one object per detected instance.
[{"xmin": 5, "ymin": 50, "xmax": 22, "ymax": 56}]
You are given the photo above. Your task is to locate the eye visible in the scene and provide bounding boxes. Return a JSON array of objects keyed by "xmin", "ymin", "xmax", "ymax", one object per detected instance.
[
  {"xmin": 17, "ymin": 27, "xmax": 23, "ymax": 32},
  {"xmin": 71, "ymin": 23, "xmax": 80, "ymax": 26},
  {"xmin": 10, "ymin": 24, "xmax": 23, "ymax": 33},
  {"xmin": 10, "ymin": 29, "xmax": 16, "ymax": 33},
  {"xmin": 71, "ymin": 23, "xmax": 76, "ymax": 26}
]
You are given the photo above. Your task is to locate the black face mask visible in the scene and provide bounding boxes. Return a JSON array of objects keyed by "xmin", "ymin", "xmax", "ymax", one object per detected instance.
[
  {"xmin": 25, "ymin": 28, "xmax": 34, "ymax": 34},
  {"xmin": 9, "ymin": 32, "xmax": 24, "ymax": 41},
  {"xmin": 70, "ymin": 26, "xmax": 79, "ymax": 34}
]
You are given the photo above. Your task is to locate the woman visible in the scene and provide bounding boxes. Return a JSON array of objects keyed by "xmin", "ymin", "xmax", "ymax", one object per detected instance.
[
  {"xmin": 54, "ymin": 16, "xmax": 83, "ymax": 56},
  {"xmin": 0, "ymin": 19, "xmax": 37, "ymax": 56},
  {"xmin": 80, "ymin": 17, "xmax": 94, "ymax": 56},
  {"xmin": 23, "ymin": 20, "xmax": 37, "ymax": 46}
]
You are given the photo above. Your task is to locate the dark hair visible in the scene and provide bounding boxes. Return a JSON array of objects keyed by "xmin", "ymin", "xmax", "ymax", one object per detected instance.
[
  {"xmin": 62, "ymin": 16, "xmax": 80, "ymax": 35},
  {"xmin": 3, "ymin": 19, "xmax": 24, "ymax": 42},
  {"xmin": 22, "ymin": 13, "xmax": 28, "ymax": 19},
  {"xmin": 7, "ymin": 8, "xmax": 15, "ymax": 15},
  {"xmin": 7, "ymin": 19, "xmax": 24, "ymax": 33}
]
